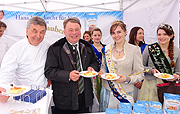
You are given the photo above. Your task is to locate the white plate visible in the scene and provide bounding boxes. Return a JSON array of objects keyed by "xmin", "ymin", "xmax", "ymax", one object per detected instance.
[
  {"xmin": 101, "ymin": 73, "xmax": 120, "ymax": 80},
  {"xmin": 154, "ymin": 73, "xmax": 174, "ymax": 80},
  {"xmin": 2, "ymin": 85, "xmax": 31, "ymax": 96},
  {"xmin": 79, "ymin": 71, "xmax": 98, "ymax": 78}
]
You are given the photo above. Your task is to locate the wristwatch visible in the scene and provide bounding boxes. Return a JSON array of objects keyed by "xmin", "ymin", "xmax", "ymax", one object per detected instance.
[{"xmin": 124, "ymin": 76, "xmax": 131, "ymax": 84}]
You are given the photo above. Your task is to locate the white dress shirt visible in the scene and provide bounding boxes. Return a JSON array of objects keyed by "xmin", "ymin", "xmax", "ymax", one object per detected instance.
[
  {"xmin": 68, "ymin": 41, "xmax": 83, "ymax": 71},
  {"xmin": 0, "ymin": 37, "xmax": 50, "ymax": 87},
  {"xmin": 0, "ymin": 36, "xmax": 8, "ymax": 68}
]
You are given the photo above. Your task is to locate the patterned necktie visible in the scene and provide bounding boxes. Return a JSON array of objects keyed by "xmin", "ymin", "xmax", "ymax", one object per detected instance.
[{"xmin": 73, "ymin": 44, "xmax": 84, "ymax": 94}]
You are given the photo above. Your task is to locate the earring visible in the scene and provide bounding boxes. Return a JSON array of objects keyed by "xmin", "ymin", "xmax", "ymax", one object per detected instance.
[{"xmin": 170, "ymin": 37, "xmax": 173, "ymax": 41}]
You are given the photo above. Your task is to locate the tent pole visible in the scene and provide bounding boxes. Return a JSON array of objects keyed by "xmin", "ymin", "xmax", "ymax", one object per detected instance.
[
  {"xmin": 40, "ymin": 0, "xmax": 47, "ymax": 12},
  {"xmin": 122, "ymin": 0, "xmax": 139, "ymax": 21},
  {"xmin": 119, "ymin": 0, "xmax": 123, "ymax": 11},
  {"xmin": 122, "ymin": 0, "xmax": 139, "ymax": 12},
  {"xmin": 119, "ymin": 0, "xmax": 123, "ymax": 21}
]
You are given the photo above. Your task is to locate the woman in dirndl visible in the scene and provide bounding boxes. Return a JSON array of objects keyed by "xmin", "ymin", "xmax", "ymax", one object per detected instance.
[
  {"xmin": 98, "ymin": 21, "xmax": 144, "ymax": 112},
  {"xmin": 138, "ymin": 23, "xmax": 180, "ymax": 101},
  {"xmin": 90, "ymin": 27, "xmax": 105, "ymax": 112}
]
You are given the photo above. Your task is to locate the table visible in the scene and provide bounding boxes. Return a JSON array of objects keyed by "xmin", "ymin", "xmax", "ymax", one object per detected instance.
[
  {"xmin": 80, "ymin": 112, "xmax": 106, "ymax": 114},
  {"xmin": 0, "ymin": 88, "xmax": 52, "ymax": 114}
]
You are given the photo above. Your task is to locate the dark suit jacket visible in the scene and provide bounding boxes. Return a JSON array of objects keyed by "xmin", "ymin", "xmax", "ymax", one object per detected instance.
[{"xmin": 45, "ymin": 37, "xmax": 99, "ymax": 110}]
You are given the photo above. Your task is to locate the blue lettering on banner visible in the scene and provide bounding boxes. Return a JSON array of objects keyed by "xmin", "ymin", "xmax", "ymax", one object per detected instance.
[
  {"xmin": 16, "ymin": 15, "xmax": 31, "ymax": 20},
  {"xmin": 43, "ymin": 15, "xmax": 58, "ymax": 20},
  {"xmin": 58, "ymin": 15, "xmax": 70, "ymax": 20}
]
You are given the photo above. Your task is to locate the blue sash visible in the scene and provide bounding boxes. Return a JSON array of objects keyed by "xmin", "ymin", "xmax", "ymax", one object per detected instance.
[{"xmin": 91, "ymin": 44, "xmax": 102, "ymax": 71}]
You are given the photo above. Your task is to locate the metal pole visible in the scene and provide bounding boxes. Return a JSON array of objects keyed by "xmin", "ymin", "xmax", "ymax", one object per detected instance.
[{"xmin": 40, "ymin": 0, "xmax": 47, "ymax": 12}]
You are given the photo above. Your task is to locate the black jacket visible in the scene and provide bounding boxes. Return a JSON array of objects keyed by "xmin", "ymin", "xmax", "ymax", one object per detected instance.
[{"xmin": 45, "ymin": 37, "xmax": 99, "ymax": 110}]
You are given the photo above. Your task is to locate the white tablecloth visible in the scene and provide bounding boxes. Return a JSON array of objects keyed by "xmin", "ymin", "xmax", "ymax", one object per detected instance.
[{"xmin": 0, "ymin": 88, "xmax": 52, "ymax": 114}]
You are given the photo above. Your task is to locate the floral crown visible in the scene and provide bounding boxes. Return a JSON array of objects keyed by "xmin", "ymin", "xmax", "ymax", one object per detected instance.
[
  {"xmin": 111, "ymin": 20, "xmax": 123, "ymax": 25},
  {"xmin": 158, "ymin": 23, "xmax": 173, "ymax": 31}
]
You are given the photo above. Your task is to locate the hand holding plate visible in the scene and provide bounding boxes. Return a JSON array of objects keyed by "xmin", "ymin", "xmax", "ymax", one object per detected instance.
[
  {"xmin": 69, "ymin": 70, "xmax": 80, "ymax": 81},
  {"xmin": 151, "ymin": 69, "xmax": 160, "ymax": 75},
  {"xmin": 0, "ymin": 87, "xmax": 10, "ymax": 103},
  {"xmin": 98, "ymin": 70, "xmax": 103, "ymax": 78},
  {"xmin": 168, "ymin": 73, "xmax": 179, "ymax": 82},
  {"xmin": 115, "ymin": 74, "xmax": 126, "ymax": 82}
]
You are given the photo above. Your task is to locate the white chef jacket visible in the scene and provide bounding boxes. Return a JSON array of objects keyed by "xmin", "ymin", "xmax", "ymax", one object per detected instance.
[
  {"xmin": 0, "ymin": 36, "xmax": 8, "ymax": 68},
  {"xmin": 0, "ymin": 37, "xmax": 50, "ymax": 87}
]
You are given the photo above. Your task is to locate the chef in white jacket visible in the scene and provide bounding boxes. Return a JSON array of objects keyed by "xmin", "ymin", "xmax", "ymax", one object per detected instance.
[{"xmin": 0, "ymin": 16, "xmax": 51, "ymax": 102}]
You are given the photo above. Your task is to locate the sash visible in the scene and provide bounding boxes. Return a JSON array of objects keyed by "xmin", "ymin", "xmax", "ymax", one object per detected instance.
[
  {"xmin": 91, "ymin": 44, "xmax": 102, "ymax": 71},
  {"xmin": 102, "ymin": 44, "xmax": 133, "ymax": 104},
  {"xmin": 148, "ymin": 43, "xmax": 173, "ymax": 75},
  {"xmin": 141, "ymin": 44, "xmax": 148, "ymax": 54},
  {"xmin": 91, "ymin": 44, "xmax": 102, "ymax": 103}
]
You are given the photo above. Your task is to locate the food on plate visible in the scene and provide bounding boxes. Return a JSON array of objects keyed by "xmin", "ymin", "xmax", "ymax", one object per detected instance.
[
  {"xmin": 83, "ymin": 71, "xmax": 96, "ymax": 76},
  {"xmin": 158, "ymin": 73, "xmax": 170, "ymax": 78},
  {"xmin": 105, "ymin": 73, "xmax": 117, "ymax": 79},
  {"xmin": 167, "ymin": 105, "xmax": 178, "ymax": 111},
  {"xmin": 9, "ymin": 86, "xmax": 26, "ymax": 94},
  {"xmin": 9, "ymin": 108, "xmax": 40, "ymax": 114}
]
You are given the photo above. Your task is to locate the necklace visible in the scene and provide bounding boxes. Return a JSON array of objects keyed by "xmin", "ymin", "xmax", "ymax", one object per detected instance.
[
  {"xmin": 94, "ymin": 44, "xmax": 102, "ymax": 52},
  {"xmin": 115, "ymin": 44, "xmax": 124, "ymax": 56},
  {"xmin": 162, "ymin": 49, "xmax": 168, "ymax": 54},
  {"xmin": 97, "ymin": 47, "xmax": 102, "ymax": 52}
]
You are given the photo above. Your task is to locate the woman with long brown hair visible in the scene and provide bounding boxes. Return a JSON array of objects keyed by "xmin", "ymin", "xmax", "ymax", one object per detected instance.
[
  {"xmin": 128, "ymin": 26, "xmax": 147, "ymax": 102},
  {"xmin": 129, "ymin": 26, "xmax": 147, "ymax": 54},
  {"xmin": 138, "ymin": 23, "xmax": 180, "ymax": 101}
]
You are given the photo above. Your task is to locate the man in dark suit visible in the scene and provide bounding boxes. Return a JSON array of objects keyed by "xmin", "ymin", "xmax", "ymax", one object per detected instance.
[{"xmin": 45, "ymin": 17, "xmax": 99, "ymax": 114}]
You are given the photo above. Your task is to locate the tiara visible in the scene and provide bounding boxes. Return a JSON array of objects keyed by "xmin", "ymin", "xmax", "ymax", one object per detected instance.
[
  {"xmin": 158, "ymin": 23, "xmax": 173, "ymax": 31},
  {"xmin": 111, "ymin": 20, "xmax": 123, "ymax": 25}
]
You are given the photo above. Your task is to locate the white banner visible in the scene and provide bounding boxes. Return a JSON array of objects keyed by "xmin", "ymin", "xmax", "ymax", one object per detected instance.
[
  {"xmin": 123, "ymin": 0, "xmax": 179, "ymax": 47},
  {"xmin": 2, "ymin": 10, "xmax": 122, "ymax": 46}
]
